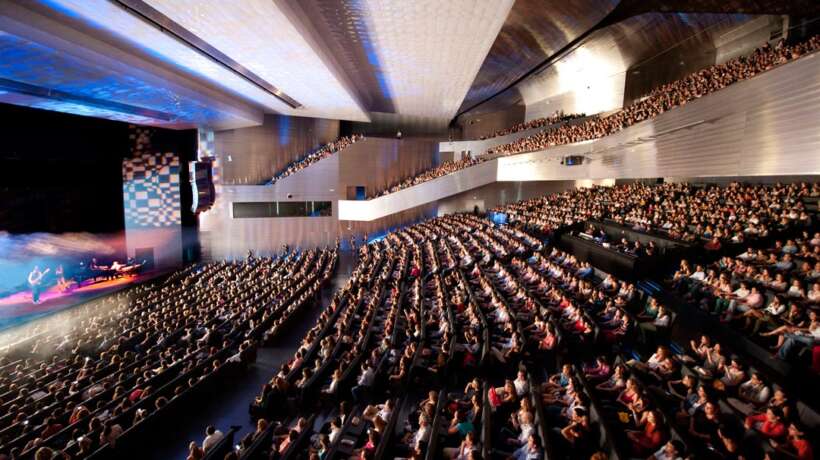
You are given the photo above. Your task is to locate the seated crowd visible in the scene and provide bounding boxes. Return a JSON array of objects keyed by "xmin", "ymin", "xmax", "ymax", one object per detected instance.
[
  {"xmin": 0, "ymin": 247, "xmax": 337, "ymax": 460},
  {"xmin": 373, "ymin": 156, "xmax": 483, "ymax": 198},
  {"xmin": 4, "ymin": 179, "xmax": 817, "ymax": 460},
  {"xmin": 486, "ymin": 36, "xmax": 820, "ymax": 157},
  {"xmin": 474, "ymin": 111, "xmax": 586, "ymax": 141},
  {"xmin": 672, "ymin": 232, "xmax": 820, "ymax": 361},
  {"xmin": 574, "ymin": 223, "xmax": 659, "ymax": 258},
  {"xmin": 202, "ymin": 183, "xmax": 816, "ymax": 460},
  {"xmin": 496, "ymin": 182, "xmax": 815, "ymax": 247},
  {"xmin": 269, "ymin": 135, "xmax": 363, "ymax": 184},
  {"xmin": 369, "ymin": 35, "xmax": 819, "ymax": 197}
]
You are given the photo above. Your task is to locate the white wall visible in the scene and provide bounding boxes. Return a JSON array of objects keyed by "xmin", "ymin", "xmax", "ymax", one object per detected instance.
[{"xmin": 524, "ymin": 73, "xmax": 626, "ymax": 122}]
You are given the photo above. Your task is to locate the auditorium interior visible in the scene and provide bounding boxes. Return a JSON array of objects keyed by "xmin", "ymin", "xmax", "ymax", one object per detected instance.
[{"xmin": 1, "ymin": 1, "xmax": 820, "ymax": 459}]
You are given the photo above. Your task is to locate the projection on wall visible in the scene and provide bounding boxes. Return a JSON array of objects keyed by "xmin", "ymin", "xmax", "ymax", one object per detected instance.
[
  {"xmin": 122, "ymin": 151, "xmax": 182, "ymax": 228},
  {"xmin": 121, "ymin": 126, "xmax": 183, "ymax": 269}
]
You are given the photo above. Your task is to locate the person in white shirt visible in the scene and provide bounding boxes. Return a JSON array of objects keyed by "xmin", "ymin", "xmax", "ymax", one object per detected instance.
[
  {"xmin": 516, "ymin": 415, "xmax": 535, "ymax": 446},
  {"xmin": 363, "ymin": 399, "xmax": 394, "ymax": 425},
  {"xmin": 513, "ymin": 370, "xmax": 529, "ymax": 397},
  {"xmin": 202, "ymin": 425, "xmax": 224, "ymax": 452},
  {"xmin": 727, "ymin": 373, "xmax": 771, "ymax": 415},
  {"xmin": 727, "ymin": 286, "xmax": 763, "ymax": 320},
  {"xmin": 649, "ymin": 440, "xmax": 685, "ymax": 460},
  {"xmin": 328, "ymin": 418, "xmax": 342, "ymax": 444},
  {"xmin": 351, "ymin": 363, "xmax": 375, "ymax": 403},
  {"xmin": 808, "ymin": 282, "xmax": 820, "ymax": 302},
  {"xmin": 764, "ymin": 297, "xmax": 787, "ymax": 316},
  {"xmin": 744, "ymin": 295, "xmax": 785, "ymax": 333},
  {"xmin": 737, "ymin": 247, "xmax": 756, "ymax": 261},
  {"xmin": 787, "ymin": 279, "xmax": 806, "ymax": 298},
  {"xmin": 689, "ymin": 265, "xmax": 706, "ymax": 282},
  {"xmin": 411, "ymin": 417, "xmax": 430, "ymax": 450},
  {"xmin": 323, "ymin": 369, "xmax": 342, "ymax": 395}
]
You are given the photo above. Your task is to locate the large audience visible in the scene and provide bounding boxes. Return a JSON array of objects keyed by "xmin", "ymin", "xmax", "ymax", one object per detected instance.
[
  {"xmin": 672, "ymin": 232, "xmax": 820, "ymax": 361},
  {"xmin": 374, "ymin": 156, "xmax": 484, "ymax": 198},
  {"xmin": 0, "ymin": 247, "xmax": 337, "ymax": 460},
  {"xmin": 486, "ymin": 36, "xmax": 820, "ymax": 158},
  {"xmin": 496, "ymin": 182, "xmax": 816, "ymax": 247},
  {"xmin": 193, "ymin": 181, "xmax": 816, "ymax": 460},
  {"xmin": 268, "ymin": 134, "xmax": 363, "ymax": 184},
  {"xmin": 370, "ymin": 35, "xmax": 819, "ymax": 197},
  {"xmin": 2, "ymin": 180, "xmax": 818, "ymax": 460},
  {"xmin": 474, "ymin": 111, "xmax": 586, "ymax": 141}
]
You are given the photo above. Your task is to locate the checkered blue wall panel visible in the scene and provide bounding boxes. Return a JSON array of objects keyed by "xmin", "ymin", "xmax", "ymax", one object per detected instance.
[{"xmin": 122, "ymin": 152, "xmax": 181, "ymax": 228}]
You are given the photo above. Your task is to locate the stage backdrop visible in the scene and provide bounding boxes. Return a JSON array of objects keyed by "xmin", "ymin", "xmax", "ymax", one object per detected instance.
[{"xmin": 122, "ymin": 145, "xmax": 183, "ymax": 268}]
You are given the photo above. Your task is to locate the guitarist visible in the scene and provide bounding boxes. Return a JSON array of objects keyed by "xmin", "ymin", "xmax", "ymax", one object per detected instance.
[{"xmin": 28, "ymin": 265, "xmax": 49, "ymax": 304}]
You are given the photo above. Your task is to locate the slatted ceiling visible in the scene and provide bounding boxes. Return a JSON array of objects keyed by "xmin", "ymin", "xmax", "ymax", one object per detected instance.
[
  {"xmin": 141, "ymin": 0, "xmax": 369, "ymax": 122},
  {"xmin": 459, "ymin": 0, "xmax": 619, "ymax": 113}
]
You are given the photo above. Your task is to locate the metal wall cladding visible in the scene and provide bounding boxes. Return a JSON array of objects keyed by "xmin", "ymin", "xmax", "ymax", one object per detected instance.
[
  {"xmin": 499, "ymin": 50, "xmax": 820, "ymax": 180},
  {"xmin": 338, "ymin": 160, "xmax": 499, "ymax": 221},
  {"xmin": 214, "ymin": 115, "xmax": 341, "ymax": 186},
  {"xmin": 337, "ymin": 137, "xmax": 438, "ymax": 197},
  {"xmin": 502, "ymin": 52, "xmax": 820, "ymax": 180}
]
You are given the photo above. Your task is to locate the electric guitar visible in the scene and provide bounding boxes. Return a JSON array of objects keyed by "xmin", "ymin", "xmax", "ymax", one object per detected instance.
[{"xmin": 29, "ymin": 268, "xmax": 50, "ymax": 287}]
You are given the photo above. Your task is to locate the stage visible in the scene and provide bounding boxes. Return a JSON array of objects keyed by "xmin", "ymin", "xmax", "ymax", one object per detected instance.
[{"xmin": 0, "ymin": 272, "xmax": 157, "ymax": 331}]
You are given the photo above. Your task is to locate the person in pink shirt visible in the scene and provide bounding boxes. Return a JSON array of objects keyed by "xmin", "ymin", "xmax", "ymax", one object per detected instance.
[{"xmin": 727, "ymin": 286, "xmax": 764, "ymax": 320}]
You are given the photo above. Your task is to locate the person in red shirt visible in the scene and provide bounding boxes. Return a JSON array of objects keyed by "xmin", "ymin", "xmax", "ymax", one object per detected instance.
[
  {"xmin": 539, "ymin": 327, "xmax": 557, "ymax": 351},
  {"xmin": 277, "ymin": 430, "xmax": 297, "ymax": 454},
  {"xmin": 744, "ymin": 407, "xmax": 786, "ymax": 440},
  {"xmin": 704, "ymin": 237, "xmax": 722, "ymax": 251},
  {"xmin": 40, "ymin": 416, "xmax": 63, "ymax": 439},
  {"xmin": 627, "ymin": 410, "xmax": 665, "ymax": 456},
  {"xmin": 770, "ymin": 422, "xmax": 814, "ymax": 460},
  {"xmin": 129, "ymin": 387, "xmax": 143, "ymax": 402}
]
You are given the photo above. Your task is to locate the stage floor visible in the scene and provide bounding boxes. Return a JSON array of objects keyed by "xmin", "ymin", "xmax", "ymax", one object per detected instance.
[{"xmin": 0, "ymin": 273, "xmax": 156, "ymax": 331}]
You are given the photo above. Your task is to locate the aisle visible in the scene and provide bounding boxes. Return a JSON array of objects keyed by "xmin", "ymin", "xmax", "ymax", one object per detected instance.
[{"xmin": 144, "ymin": 251, "xmax": 357, "ymax": 460}]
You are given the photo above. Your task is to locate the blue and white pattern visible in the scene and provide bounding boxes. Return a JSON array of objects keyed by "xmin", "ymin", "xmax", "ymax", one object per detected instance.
[{"xmin": 122, "ymin": 152, "xmax": 181, "ymax": 228}]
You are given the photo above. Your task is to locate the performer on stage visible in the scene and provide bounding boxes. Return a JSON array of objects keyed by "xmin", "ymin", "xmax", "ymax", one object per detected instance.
[
  {"xmin": 55, "ymin": 264, "xmax": 69, "ymax": 292},
  {"xmin": 28, "ymin": 265, "xmax": 49, "ymax": 304}
]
